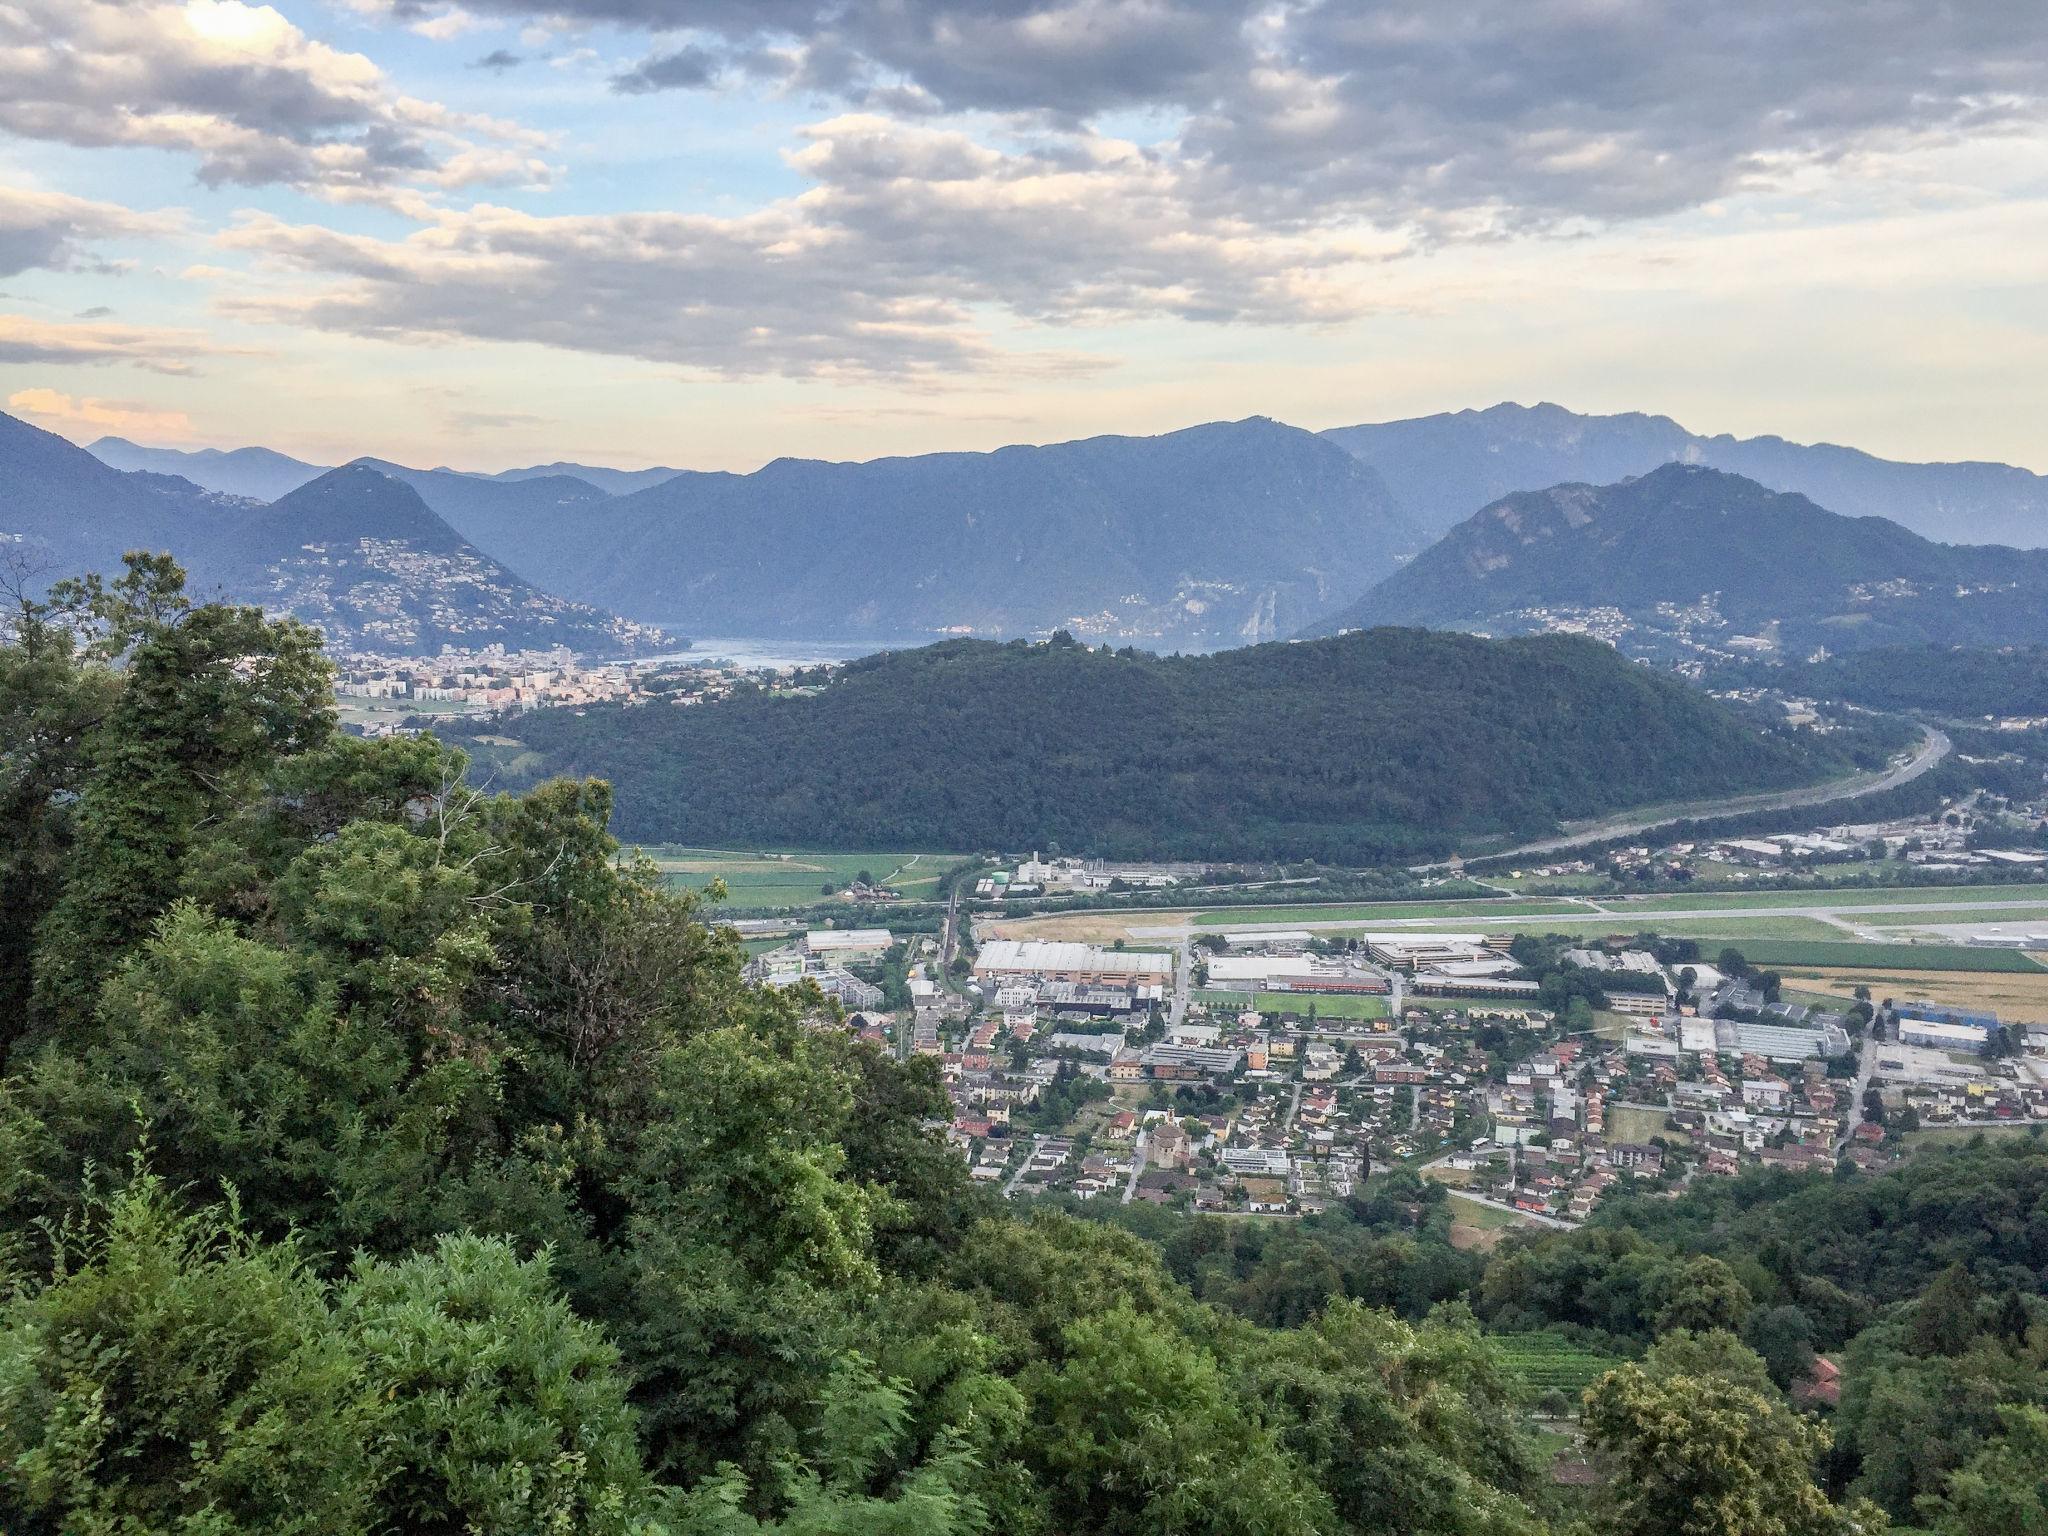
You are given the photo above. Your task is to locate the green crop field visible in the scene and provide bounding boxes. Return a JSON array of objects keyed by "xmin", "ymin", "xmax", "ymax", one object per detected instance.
[
  {"xmin": 1489, "ymin": 1333, "xmax": 1623, "ymax": 1396},
  {"xmin": 1722, "ymin": 940, "xmax": 2048, "ymax": 972},
  {"xmin": 632, "ymin": 846, "xmax": 963, "ymax": 908}
]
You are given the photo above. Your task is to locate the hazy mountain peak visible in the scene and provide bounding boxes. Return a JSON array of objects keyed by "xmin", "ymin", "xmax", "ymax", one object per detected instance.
[{"xmin": 1325, "ymin": 401, "xmax": 2048, "ymax": 546}]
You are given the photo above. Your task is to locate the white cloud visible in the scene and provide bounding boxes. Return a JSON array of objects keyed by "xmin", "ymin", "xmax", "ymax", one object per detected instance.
[
  {"xmin": 0, "ymin": 0, "xmax": 553, "ymax": 200},
  {"xmin": 0, "ymin": 185, "xmax": 181, "ymax": 277},
  {"xmin": 212, "ymin": 113, "xmax": 1416, "ymax": 378}
]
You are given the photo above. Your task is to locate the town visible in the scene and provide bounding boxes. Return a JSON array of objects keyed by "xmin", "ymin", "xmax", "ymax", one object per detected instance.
[{"xmin": 743, "ymin": 907, "xmax": 2048, "ymax": 1234}]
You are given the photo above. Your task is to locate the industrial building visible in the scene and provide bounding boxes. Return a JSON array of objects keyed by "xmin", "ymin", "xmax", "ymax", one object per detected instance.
[{"xmin": 973, "ymin": 939, "xmax": 1172, "ymax": 996}]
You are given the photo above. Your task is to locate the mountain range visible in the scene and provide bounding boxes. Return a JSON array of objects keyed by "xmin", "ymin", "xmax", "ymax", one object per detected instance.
[
  {"xmin": 1323, "ymin": 401, "xmax": 2048, "ymax": 546},
  {"xmin": 1, "ymin": 415, "xmax": 652, "ymax": 655},
  {"xmin": 1310, "ymin": 462, "xmax": 2048, "ymax": 661},
  {"xmin": 18, "ymin": 402, "xmax": 2048, "ymax": 655},
  {"xmin": 88, "ymin": 438, "xmax": 685, "ymax": 502},
  {"xmin": 493, "ymin": 417, "xmax": 1419, "ymax": 647}
]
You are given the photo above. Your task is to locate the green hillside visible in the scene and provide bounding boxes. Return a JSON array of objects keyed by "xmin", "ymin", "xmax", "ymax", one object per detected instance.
[{"xmin": 455, "ymin": 626, "xmax": 1862, "ymax": 863}]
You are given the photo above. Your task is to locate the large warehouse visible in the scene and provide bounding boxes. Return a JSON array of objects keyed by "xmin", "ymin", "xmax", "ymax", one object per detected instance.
[{"xmin": 973, "ymin": 939, "xmax": 1173, "ymax": 995}]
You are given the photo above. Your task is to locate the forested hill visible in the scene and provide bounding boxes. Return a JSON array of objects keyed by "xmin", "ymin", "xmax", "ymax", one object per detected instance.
[
  {"xmin": 1307, "ymin": 463, "xmax": 2048, "ymax": 656},
  {"xmin": 457, "ymin": 627, "xmax": 1852, "ymax": 861},
  {"xmin": 1721, "ymin": 645, "xmax": 2048, "ymax": 719}
]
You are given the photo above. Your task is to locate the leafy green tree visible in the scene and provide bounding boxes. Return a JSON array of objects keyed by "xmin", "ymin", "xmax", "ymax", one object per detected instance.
[
  {"xmin": 1583, "ymin": 1363, "xmax": 1861, "ymax": 1536},
  {"xmin": 31, "ymin": 561, "xmax": 331, "ymax": 1026},
  {"xmin": 0, "ymin": 1173, "xmax": 382, "ymax": 1535},
  {"xmin": 1654, "ymin": 1255, "xmax": 1752, "ymax": 1336},
  {"xmin": 339, "ymin": 1234, "xmax": 647, "ymax": 1536},
  {"xmin": 1027, "ymin": 1304, "xmax": 1331, "ymax": 1536},
  {"xmin": 653, "ymin": 1357, "xmax": 992, "ymax": 1536},
  {"xmin": 1925, "ymin": 1405, "xmax": 2048, "ymax": 1536},
  {"xmin": 1910, "ymin": 1264, "xmax": 1982, "ymax": 1357}
]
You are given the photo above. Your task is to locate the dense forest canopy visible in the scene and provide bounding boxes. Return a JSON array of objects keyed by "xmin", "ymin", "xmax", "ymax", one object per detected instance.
[
  {"xmin": 455, "ymin": 627, "xmax": 1856, "ymax": 862},
  {"xmin": 1725, "ymin": 645, "xmax": 2048, "ymax": 719},
  {"xmin": 7, "ymin": 555, "xmax": 2048, "ymax": 1536}
]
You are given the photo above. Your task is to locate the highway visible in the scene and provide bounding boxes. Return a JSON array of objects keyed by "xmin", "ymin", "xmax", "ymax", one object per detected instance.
[{"xmin": 1421, "ymin": 724, "xmax": 1952, "ymax": 870}]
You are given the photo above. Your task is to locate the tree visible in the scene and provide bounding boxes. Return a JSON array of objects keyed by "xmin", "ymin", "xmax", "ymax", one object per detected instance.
[
  {"xmin": 1026, "ymin": 1304, "xmax": 1330, "ymax": 1536},
  {"xmin": 1654, "ymin": 1255, "xmax": 1752, "ymax": 1336},
  {"xmin": 1909, "ymin": 1264, "xmax": 1982, "ymax": 1357},
  {"xmin": 30, "ymin": 562, "xmax": 332, "ymax": 1026},
  {"xmin": 338, "ymin": 1235, "xmax": 647, "ymax": 1536},
  {"xmin": 1743, "ymin": 1305, "xmax": 1820, "ymax": 1390},
  {"xmin": 0, "ymin": 1173, "xmax": 381, "ymax": 1534},
  {"xmin": 1583, "ymin": 1364, "xmax": 1859, "ymax": 1536},
  {"xmin": 1926, "ymin": 1405, "xmax": 2048, "ymax": 1536}
]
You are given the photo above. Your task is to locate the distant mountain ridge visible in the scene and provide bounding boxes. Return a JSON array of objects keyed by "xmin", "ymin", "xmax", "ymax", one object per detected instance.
[
  {"xmin": 470, "ymin": 461, "xmax": 681, "ymax": 496},
  {"xmin": 1324, "ymin": 401, "xmax": 2048, "ymax": 546},
  {"xmin": 87, "ymin": 436, "xmax": 329, "ymax": 503},
  {"xmin": 511, "ymin": 417, "xmax": 1422, "ymax": 647},
  {"xmin": 1309, "ymin": 463, "xmax": 2048, "ymax": 659},
  {"xmin": 4, "ymin": 415, "xmax": 654, "ymax": 656},
  {"xmin": 85, "ymin": 438, "xmax": 679, "ymax": 502}
]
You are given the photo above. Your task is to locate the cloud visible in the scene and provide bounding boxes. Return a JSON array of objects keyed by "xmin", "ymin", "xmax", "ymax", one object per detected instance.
[
  {"xmin": 610, "ymin": 44, "xmax": 723, "ymax": 94},
  {"xmin": 0, "ymin": 0, "xmax": 553, "ymax": 200},
  {"xmin": 0, "ymin": 312, "xmax": 243, "ymax": 374},
  {"xmin": 7, "ymin": 387, "xmax": 196, "ymax": 439},
  {"xmin": 0, "ymin": 185, "xmax": 179, "ymax": 278},
  {"xmin": 364, "ymin": 0, "xmax": 2048, "ymax": 229},
  {"xmin": 470, "ymin": 48, "xmax": 523, "ymax": 71},
  {"xmin": 213, "ymin": 113, "xmax": 1411, "ymax": 380}
]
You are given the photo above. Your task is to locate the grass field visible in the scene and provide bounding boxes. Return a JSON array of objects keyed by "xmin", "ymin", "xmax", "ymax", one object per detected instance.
[
  {"xmin": 1410, "ymin": 995, "xmax": 1547, "ymax": 1014},
  {"xmin": 1724, "ymin": 940, "xmax": 2048, "ymax": 973},
  {"xmin": 1257, "ymin": 993, "xmax": 1390, "ymax": 1020},
  {"xmin": 1194, "ymin": 990, "xmax": 1390, "ymax": 1020},
  {"xmin": 1900, "ymin": 1123, "xmax": 2046, "ymax": 1154},
  {"xmin": 1606, "ymin": 1105, "xmax": 1671, "ymax": 1145},
  {"xmin": 1604, "ymin": 883, "xmax": 2048, "ymax": 914},
  {"xmin": 1446, "ymin": 1194, "xmax": 1533, "ymax": 1251},
  {"xmin": 1856, "ymin": 905, "xmax": 2048, "ymax": 929},
  {"xmin": 1195, "ymin": 899, "xmax": 1592, "ymax": 927},
  {"xmin": 1615, "ymin": 916, "xmax": 1853, "ymax": 942},
  {"xmin": 1774, "ymin": 965, "xmax": 2048, "ymax": 1022},
  {"xmin": 1489, "ymin": 1333, "xmax": 1623, "ymax": 1397},
  {"xmin": 633, "ymin": 846, "xmax": 961, "ymax": 907}
]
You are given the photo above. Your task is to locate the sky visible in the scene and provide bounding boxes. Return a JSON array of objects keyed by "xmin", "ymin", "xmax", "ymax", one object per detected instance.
[{"xmin": 0, "ymin": 0, "xmax": 2044, "ymax": 474}]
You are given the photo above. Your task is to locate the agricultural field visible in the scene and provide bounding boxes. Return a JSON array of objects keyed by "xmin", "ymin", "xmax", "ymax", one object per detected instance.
[
  {"xmin": 1774, "ymin": 964, "xmax": 2048, "ymax": 1023},
  {"xmin": 633, "ymin": 846, "xmax": 962, "ymax": 907},
  {"xmin": 1488, "ymin": 1333, "xmax": 1623, "ymax": 1397}
]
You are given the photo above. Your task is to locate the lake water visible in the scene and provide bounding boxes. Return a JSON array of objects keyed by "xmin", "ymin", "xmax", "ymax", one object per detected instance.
[{"xmin": 634, "ymin": 634, "xmax": 927, "ymax": 671}]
